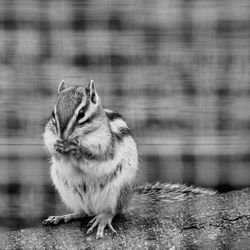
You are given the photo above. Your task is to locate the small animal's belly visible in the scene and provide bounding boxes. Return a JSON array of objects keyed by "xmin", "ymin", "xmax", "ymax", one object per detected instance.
[
  {"xmin": 52, "ymin": 172, "xmax": 87, "ymax": 212},
  {"xmin": 52, "ymin": 168, "xmax": 116, "ymax": 215}
]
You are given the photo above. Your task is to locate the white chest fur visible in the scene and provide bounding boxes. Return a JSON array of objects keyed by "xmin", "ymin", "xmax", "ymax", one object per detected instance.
[
  {"xmin": 50, "ymin": 152, "xmax": 135, "ymax": 215},
  {"xmin": 49, "ymin": 133, "xmax": 138, "ymax": 216}
]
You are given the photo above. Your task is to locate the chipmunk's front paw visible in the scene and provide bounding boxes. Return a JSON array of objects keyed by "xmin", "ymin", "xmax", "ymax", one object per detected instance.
[
  {"xmin": 54, "ymin": 140, "xmax": 77, "ymax": 154},
  {"xmin": 87, "ymin": 213, "xmax": 117, "ymax": 239}
]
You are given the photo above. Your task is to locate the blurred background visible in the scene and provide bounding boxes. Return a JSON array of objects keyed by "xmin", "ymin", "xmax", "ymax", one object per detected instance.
[{"xmin": 0, "ymin": 0, "xmax": 250, "ymax": 232}]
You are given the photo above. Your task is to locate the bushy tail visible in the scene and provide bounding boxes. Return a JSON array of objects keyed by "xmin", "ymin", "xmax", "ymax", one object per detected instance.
[{"xmin": 135, "ymin": 182, "xmax": 217, "ymax": 203}]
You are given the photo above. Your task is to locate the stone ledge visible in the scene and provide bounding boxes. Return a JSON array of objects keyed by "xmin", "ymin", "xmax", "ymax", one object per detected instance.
[{"xmin": 1, "ymin": 187, "xmax": 250, "ymax": 249}]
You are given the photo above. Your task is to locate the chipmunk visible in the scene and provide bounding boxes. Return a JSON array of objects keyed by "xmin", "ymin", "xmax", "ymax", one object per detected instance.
[{"xmin": 42, "ymin": 80, "xmax": 138, "ymax": 239}]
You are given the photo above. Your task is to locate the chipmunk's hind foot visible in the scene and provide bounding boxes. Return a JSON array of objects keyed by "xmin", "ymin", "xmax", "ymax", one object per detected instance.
[
  {"xmin": 42, "ymin": 212, "xmax": 85, "ymax": 225},
  {"xmin": 87, "ymin": 213, "xmax": 117, "ymax": 239}
]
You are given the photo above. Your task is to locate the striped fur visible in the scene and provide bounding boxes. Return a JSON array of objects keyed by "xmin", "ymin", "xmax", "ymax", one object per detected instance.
[
  {"xmin": 43, "ymin": 81, "xmax": 138, "ymax": 218},
  {"xmin": 135, "ymin": 182, "xmax": 217, "ymax": 202}
]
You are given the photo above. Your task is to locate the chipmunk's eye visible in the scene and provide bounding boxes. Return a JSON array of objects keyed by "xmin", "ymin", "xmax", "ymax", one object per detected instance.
[{"xmin": 77, "ymin": 108, "xmax": 85, "ymax": 121}]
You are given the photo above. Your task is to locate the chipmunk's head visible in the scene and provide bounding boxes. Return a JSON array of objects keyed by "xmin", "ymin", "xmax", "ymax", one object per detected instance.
[{"xmin": 52, "ymin": 80, "xmax": 103, "ymax": 139}]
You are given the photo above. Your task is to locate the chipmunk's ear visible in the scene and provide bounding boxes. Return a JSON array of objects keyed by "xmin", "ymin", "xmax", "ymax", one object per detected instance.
[
  {"xmin": 58, "ymin": 80, "xmax": 67, "ymax": 94},
  {"xmin": 87, "ymin": 80, "xmax": 97, "ymax": 104}
]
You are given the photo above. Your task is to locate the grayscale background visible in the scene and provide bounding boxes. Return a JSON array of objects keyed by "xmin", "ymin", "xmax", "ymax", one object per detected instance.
[{"xmin": 0, "ymin": 0, "xmax": 250, "ymax": 232}]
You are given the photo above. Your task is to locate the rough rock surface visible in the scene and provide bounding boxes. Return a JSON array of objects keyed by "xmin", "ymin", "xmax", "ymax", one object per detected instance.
[{"xmin": 1, "ymin": 187, "xmax": 250, "ymax": 250}]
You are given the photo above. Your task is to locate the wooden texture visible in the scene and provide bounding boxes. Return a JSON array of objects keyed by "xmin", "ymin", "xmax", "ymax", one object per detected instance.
[{"xmin": 1, "ymin": 187, "xmax": 250, "ymax": 249}]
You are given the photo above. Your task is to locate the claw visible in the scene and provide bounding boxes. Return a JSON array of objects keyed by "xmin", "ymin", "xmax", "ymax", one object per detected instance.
[
  {"xmin": 87, "ymin": 216, "xmax": 99, "ymax": 234},
  {"xmin": 43, "ymin": 213, "xmax": 85, "ymax": 226},
  {"xmin": 87, "ymin": 216, "xmax": 96, "ymax": 227},
  {"xmin": 108, "ymin": 222, "xmax": 117, "ymax": 235},
  {"xmin": 87, "ymin": 213, "xmax": 116, "ymax": 239},
  {"xmin": 42, "ymin": 216, "xmax": 60, "ymax": 225}
]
